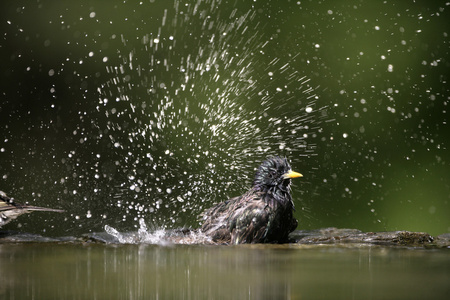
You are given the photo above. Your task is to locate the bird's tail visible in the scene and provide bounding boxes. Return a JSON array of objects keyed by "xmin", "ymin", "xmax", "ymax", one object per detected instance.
[{"xmin": 16, "ymin": 205, "xmax": 65, "ymax": 213}]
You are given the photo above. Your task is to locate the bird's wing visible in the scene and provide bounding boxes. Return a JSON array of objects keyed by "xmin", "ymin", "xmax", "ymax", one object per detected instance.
[
  {"xmin": 230, "ymin": 197, "xmax": 271, "ymax": 244},
  {"xmin": 200, "ymin": 195, "xmax": 244, "ymax": 242}
]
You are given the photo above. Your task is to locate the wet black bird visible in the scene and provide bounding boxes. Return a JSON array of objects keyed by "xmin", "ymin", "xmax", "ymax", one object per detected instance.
[
  {"xmin": 200, "ymin": 156, "xmax": 302, "ymax": 244},
  {"xmin": 0, "ymin": 190, "xmax": 64, "ymax": 227}
]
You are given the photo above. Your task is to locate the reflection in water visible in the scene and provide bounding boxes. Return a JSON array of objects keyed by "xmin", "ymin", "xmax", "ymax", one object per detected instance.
[{"xmin": 1, "ymin": 243, "xmax": 449, "ymax": 299}]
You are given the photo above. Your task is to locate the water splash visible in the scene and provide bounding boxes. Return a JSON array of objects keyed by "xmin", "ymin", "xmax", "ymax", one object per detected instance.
[
  {"xmin": 1, "ymin": 0, "xmax": 447, "ymax": 237},
  {"xmin": 91, "ymin": 0, "xmax": 329, "ymax": 232},
  {"xmin": 0, "ymin": 0, "xmax": 331, "ymax": 235},
  {"xmin": 104, "ymin": 219, "xmax": 212, "ymax": 245}
]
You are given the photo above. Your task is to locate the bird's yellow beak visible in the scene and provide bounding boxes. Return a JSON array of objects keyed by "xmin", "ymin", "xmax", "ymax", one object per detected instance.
[{"xmin": 283, "ymin": 170, "xmax": 303, "ymax": 179}]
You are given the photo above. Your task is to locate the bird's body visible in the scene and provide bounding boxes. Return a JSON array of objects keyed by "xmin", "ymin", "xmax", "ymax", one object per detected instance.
[
  {"xmin": 0, "ymin": 190, "xmax": 64, "ymax": 227},
  {"xmin": 200, "ymin": 156, "xmax": 302, "ymax": 244}
]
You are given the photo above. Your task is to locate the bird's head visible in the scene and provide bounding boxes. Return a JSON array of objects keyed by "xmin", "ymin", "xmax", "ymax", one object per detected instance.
[{"xmin": 253, "ymin": 156, "xmax": 302, "ymax": 192}]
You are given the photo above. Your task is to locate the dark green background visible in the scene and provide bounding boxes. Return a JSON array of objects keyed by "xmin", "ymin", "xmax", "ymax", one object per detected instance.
[{"xmin": 1, "ymin": 0, "xmax": 448, "ymax": 236}]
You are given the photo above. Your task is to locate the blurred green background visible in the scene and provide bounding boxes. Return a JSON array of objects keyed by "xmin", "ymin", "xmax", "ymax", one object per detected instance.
[{"xmin": 0, "ymin": 0, "xmax": 448, "ymax": 236}]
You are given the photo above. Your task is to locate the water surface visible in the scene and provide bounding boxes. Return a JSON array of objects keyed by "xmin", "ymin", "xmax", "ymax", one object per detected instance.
[{"xmin": 1, "ymin": 242, "xmax": 448, "ymax": 299}]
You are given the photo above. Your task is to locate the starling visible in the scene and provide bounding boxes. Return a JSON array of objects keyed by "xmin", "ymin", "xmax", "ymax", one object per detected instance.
[
  {"xmin": 200, "ymin": 156, "xmax": 302, "ymax": 244},
  {"xmin": 0, "ymin": 190, "xmax": 64, "ymax": 227}
]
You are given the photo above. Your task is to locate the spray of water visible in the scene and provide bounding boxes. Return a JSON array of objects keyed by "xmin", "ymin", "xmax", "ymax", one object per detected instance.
[
  {"xmin": 2, "ymin": 0, "xmax": 448, "ymax": 238},
  {"xmin": 92, "ymin": 1, "xmax": 331, "ymax": 241},
  {"xmin": 104, "ymin": 219, "xmax": 212, "ymax": 245}
]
